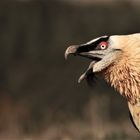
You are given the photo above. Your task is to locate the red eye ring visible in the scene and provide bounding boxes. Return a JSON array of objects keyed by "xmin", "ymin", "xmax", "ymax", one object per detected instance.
[{"xmin": 99, "ymin": 41, "xmax": 108, "ymax": 50}]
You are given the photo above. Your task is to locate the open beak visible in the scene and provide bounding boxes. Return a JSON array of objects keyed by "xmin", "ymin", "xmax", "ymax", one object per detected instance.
[
  {"xmin": 65, "ymin": 44, "xmax": 102, "ymax": 62},
  {"xmin": 65, "ymin": 44, "xmax": 101, "ymax": 83}
]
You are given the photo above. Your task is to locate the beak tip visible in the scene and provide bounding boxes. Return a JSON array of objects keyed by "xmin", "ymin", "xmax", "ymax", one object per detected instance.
[
  {"xmin": 78, "ymin": 79, "xmax": 81, "ymax": 83},
  {"xmin": 64, "ymin": 53, "xmax": 68, "ymax": 60},
  {"xmin": 78, "ymin": 74, "xmax": 86, "ymax": 83},
  {"xmin": 64, "ymin": 45, "xmax": 78, "ymax": 60},
  {"xmin": 64, "ymin": 48, "xmax": 70, "ymax": 60}
]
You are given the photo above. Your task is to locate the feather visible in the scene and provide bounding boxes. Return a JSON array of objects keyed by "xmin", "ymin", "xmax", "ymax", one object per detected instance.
[{"xmin": 128, "ymin": 102, "xmax": 140, "ymax": 131}]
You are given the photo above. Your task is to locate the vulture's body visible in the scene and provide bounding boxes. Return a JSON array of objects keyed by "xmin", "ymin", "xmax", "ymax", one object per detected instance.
[{"xmin": 65, "ymin": 33, "xmax": 140, "ymax": 132}]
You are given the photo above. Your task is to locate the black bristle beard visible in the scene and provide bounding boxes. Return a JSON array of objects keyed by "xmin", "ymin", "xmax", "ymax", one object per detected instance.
[{"xmin": 85, "ymin": 68, "xmax": 97, "ymax": 86}]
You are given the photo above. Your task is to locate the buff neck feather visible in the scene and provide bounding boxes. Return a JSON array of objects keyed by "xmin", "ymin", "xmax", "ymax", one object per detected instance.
[{"xmin": 104, "ymin": 39, "xmax": 140, "ymax": 105}]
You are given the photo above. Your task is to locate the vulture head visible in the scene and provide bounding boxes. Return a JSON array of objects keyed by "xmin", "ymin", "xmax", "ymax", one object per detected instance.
[
  {"xmin": 65, "ymin": 35, "xmax": 126, "ymax": 84},
  {"xmin": 65, "ymin": 33, "xmax": 140, "ymax": 132}
]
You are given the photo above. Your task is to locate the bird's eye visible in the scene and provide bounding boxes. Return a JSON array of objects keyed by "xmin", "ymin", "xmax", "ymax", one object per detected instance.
[{"xmin": 99, "ymin": 41, "xmax": 108, "ymax": 50}]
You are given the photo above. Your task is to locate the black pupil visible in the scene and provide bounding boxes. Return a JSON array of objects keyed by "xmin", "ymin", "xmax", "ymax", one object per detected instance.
[{"xmin": 101, "ymin": 44, "xmax": 105, "ymax": 48}]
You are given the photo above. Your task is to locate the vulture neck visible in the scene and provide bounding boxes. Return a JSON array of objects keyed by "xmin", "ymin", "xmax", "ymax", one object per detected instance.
[{"xmin": 104, "ymin": 57, "xmax": 140, "ymax": 105}]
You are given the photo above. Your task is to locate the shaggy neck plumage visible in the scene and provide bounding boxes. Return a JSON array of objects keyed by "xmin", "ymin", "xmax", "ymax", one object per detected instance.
[{"xmin": 104, "ymin": 59, "xmax": 140, "ymax": 105}]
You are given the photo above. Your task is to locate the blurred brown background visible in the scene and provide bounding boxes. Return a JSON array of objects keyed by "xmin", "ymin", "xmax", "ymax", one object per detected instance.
[{"xmin": 0, "ymin": 0, "xmax": 140, "ymax": 139}]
